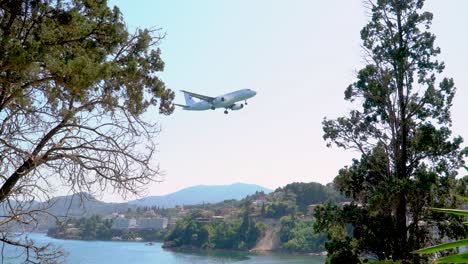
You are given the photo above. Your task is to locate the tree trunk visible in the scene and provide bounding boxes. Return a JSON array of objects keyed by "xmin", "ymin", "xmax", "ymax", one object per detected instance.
[{"xmin": 394, "ymin": 4, "xmax": 408, "ymax": 260}]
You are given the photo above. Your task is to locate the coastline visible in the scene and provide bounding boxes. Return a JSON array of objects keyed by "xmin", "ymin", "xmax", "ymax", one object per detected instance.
[
  {"xmin": 162, "ymin": 244, "xmax": 327, "ymax": 257},
  {"xmin": 16, "ymin": 233, "xmax": 326, "ymax": 264},
  {"xmin": 46, "ymin": 234, "xmax": 164, "ymax": 243},
  {"xmin": 47, "ymin": 234, "xmax": 326, "ymax": 257}
]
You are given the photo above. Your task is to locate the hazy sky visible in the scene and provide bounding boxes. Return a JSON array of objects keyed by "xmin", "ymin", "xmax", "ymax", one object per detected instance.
[{"xmin": 103, "ymin": 0, "xmax": 468, "ymax": 201}]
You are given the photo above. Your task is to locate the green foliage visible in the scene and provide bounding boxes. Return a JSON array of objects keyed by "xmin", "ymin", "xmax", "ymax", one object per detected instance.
[
  {"xmin": 279, "ymin": 216, "xmax": 327, "ymax": 252},
  {"xmin": 48, "ymin": 215, "xmax": 115, "ymax": 240},
  {"xmin": 258, "ymin": 182, "xmax": 346, "ymax": 219},
  {"xmin": 260, "ymin": 202, "xmax": 266, "ymax": 216},
  {"xmin": 428, "ymin": 208, "xmax": 468, "ymax": 217},
  {"xmin": 276, "ymin": 182, "xmax": 345, "ymax": 213},
  {"xmin": 0, "ymin": 0, "xmax": 175, "ymax": 205},
  {"xmin": 1, "ymin": 1, "xmax": 174, "ymax": 259},
  {"xmin": 415, "ymin": 239, "xmax": 468, "ymax": 254},
  {"xmin": 164, "ymin": 211, "xmax": 262, "ymax": 250},
  {"xmin": 319, "ymin": 0, "xmax": 467, "ymax": 262},
  {"xmin": 47, "ymin": 215, "xmax": 166, "ymax": 241},
  {"xmin": 370, "ymin": 261, "xmax": 403, "ymax": 264},
  {"xmin": 435, "ymin": 252, "xmax": 468, "ymax": 263},
  {"xmin": 324, "ymin": 237, "xmax": 361, "ymax": 264},
  {"xmin": 415, "ymin": 192, "xmax": 468, "ymax": 262},
  {"xmin": 183, "ymin": 182, "xmax": 344, "ymax": 220},
  {"xmin": 264, "ymin": 202, "xmax": 296, "ymax": 219}
]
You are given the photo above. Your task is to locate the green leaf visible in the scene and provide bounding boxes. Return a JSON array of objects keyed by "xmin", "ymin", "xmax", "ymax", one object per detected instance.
[
  {"xmin": 454, "ymin": 195, "xmax": 468, "ymax": 202},
  {"xmin": 414, "ymin": 239, "xmax": 468, "ymax": 254},
  {"xmin": 436, "ymin": 252, "xmax": 468, "ymax": 263},
  {"xmin": 430, "ymin": 208, "xmax": 468, "ymax": 217},
  {"xmin": 463, "ymin": 222, "xmax": 468, "ymax": 226}
]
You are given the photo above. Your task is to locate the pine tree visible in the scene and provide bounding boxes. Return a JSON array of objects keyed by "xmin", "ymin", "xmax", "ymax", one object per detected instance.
[{"xmin": 317, "ymin": 0, "xmax": 467, "ymax": 262}]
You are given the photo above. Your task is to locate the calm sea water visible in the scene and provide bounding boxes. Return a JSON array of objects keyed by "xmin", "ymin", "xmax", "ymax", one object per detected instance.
[{"xmin": 4, "ymin": 233, "xmax": 325, "ymax": 264}]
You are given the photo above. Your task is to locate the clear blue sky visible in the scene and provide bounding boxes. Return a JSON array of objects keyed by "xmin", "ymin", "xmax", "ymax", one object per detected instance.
[{"xmin": 104, "ymin": 0, "xmax": 468, "ymax": 201}]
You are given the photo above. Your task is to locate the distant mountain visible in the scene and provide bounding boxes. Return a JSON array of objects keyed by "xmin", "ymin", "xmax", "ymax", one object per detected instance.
[
  {"xmin": 129, "ymin": 183, "xmax": 272, "ymax": 207},
  {"xmin": 16, "ymin": 183, "xmax": 270, "ymax": 230},
  {"xmin": 42, "ymin": 192, "xmax": 133, "ymax": 217},
  {"xmin": 10, "ymin": 193, "xmax": 136, "ymax": 231}
]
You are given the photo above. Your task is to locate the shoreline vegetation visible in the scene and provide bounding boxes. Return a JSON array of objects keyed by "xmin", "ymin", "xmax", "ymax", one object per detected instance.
[
  {"xmin": 160, "ymin": 182, "xmax": 338, "ymax": 253},
  {"xmin": 46, "ymin": 233, "xmax": 164, "ymax": 243},
  {"xmin": 161, "ymin": 244, "xmax": 327, "ymax": 256},
  {"xmin": 45, "ymin": 232, "xmax": 327, "ymax": 257},
  {"xmin": 47, "ymin": 215, "xmax": 167, "ymax": 242},
  {"xmin": 161, "ymin": 214, "xmax": 327, "ymax": 255},
  {"xmin": 156, "ymin": 182, "xmax": 337, "ymax": 254},
  {"xmin": 46, "ymin": 182, "xmax": 340, "ymax": 256}
]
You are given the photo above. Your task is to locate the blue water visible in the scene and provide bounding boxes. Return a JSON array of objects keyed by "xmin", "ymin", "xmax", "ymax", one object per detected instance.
[{"xmin": 3, "ymin": 233, "xmax": 325, "ymax": 264}]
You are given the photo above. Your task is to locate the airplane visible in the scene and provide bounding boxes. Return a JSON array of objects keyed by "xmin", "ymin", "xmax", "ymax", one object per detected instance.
[{"xmin": 174, "ymin": 89, "xmax": 257, "ymax": 114}]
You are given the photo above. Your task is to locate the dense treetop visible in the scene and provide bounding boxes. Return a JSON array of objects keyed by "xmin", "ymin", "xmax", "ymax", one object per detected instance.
[
  {"xmin": 0, "ymin": 0, "xmax": 174, "ymax": 261},
  {"xmin": 318, "ymin": 0, "xmax": 467, "ymax": 263}
]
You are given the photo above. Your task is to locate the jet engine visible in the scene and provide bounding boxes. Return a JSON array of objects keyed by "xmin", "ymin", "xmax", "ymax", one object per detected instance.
[{"xmin": 230, "ymin": 103, "xmax": 244, "ymax": 110}]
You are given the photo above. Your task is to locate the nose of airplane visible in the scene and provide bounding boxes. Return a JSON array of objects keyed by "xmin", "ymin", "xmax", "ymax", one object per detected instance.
[{"xmin": 252, "ymin": 90, "xmax": 257, "ymax": 96}]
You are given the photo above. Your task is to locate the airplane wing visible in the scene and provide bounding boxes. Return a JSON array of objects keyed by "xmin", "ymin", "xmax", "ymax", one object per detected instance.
[{"xmin": 180, "ymin": 90, "xmax": 215, "ymax": 103}]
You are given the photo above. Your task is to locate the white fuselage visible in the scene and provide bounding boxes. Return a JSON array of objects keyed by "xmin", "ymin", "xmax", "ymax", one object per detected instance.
[{"xmin": 183, "ymin": 89, "xmax": 256, "ymax": 111}]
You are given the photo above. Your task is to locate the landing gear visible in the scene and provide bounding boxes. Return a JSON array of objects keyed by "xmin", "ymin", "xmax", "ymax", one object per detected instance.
[
  {"xmin": 211, "ymin": 106, "xmax": 215, "ymax": 110},
  {"xmin": 224, "ymin": 110, "xmax": 229, "ymax": 114},
  {"xmin": 245, "ymin": 100, "xmax": 248, "ymax": 105}
]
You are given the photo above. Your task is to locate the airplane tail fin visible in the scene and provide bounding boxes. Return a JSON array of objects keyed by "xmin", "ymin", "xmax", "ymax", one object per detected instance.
[{"xmin": 182, "ymin": 91, "xmax": 196, "ymax": 106}]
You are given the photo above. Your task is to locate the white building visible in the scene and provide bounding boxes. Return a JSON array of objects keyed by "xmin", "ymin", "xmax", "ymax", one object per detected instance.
[{"xmin": 136, "ymin": 218, "xmax": 168, "ymax": 230}]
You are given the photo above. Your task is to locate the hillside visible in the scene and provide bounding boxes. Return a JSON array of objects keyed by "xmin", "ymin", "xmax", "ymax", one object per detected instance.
[
  {"xmin": 43, "ymin": 193, "xmax": 133, "ymax": 217},
  {"xmin": 163, "ymin": 182, "xmax": 337, "ymax": 252},
  {"xmin": 129, "ymin": 183, "xmax": 272, "ymax": 207},
  {"xmin": 19, "ymin": 183, "xmax": 270, "ymax": 230}
]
